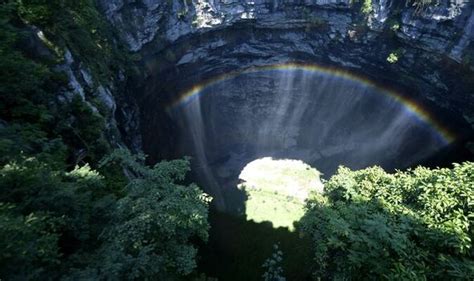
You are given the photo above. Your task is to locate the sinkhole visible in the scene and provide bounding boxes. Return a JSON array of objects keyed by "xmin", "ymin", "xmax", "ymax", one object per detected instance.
[{"xmin": 163, "ymin": 64, "xmax": 457, "ymax": 212}]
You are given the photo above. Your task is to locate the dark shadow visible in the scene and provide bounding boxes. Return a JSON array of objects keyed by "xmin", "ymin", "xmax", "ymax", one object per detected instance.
[
  {"xmin": 415, "ymin": 137, "xmax": 474, "ymax": 169},
  {"xmin": 197, "ymin": 210, "xmax": 313, "ymax": 281}
]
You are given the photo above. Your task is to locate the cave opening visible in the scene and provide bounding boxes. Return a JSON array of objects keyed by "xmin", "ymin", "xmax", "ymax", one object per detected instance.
[{"xmin": 135, "ymin": 27, "xmax": 473, "ymax": 213}]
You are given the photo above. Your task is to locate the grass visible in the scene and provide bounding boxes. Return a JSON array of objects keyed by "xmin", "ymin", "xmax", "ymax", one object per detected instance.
[{"xmin": 238, "ymin": 157, "xmax": 323, "ymax": 230}]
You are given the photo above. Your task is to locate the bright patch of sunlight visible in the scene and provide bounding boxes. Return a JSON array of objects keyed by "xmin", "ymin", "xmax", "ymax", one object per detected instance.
[{"xmin": 238, "ymin": 157, "xmax": 323, "ymax": 230}]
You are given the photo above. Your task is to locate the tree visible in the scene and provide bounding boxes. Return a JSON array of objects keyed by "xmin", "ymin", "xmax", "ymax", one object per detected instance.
[
  {"xmin": 0, "ymin": 203, "xmax": 60, "ymax": 280},
  {"xmin": 300, "ymin": 163, "xmax": 474, "ymax": 280},
  {"xmin": 0, "ymin": 1, "xmax": 211, "ymax": 279},
  {"xmin": 0, "ymin": 157, "xmax": 112, "ymax": 279},
  {"xmin": 0, "ymin": 150, "xmax": 210, "ymax": 280},
  {"xmin": 66, "ymin": 150, "xmax": 211, "ymax": 280}
]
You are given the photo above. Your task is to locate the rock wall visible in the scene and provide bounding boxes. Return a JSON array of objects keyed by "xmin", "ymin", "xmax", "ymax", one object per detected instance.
[
  {"xmin": 97, "ymin": 1, "xmax": 473, "ymax": 119},
  {"xmin": 56, "ymin": 47, "xmax": 142, "ymax": 155},
  {"xmin": 30, "ymin": 26, "xmax": 143, "ymax": 156},
  {"xmin": 99, "ymin": 0, "xmax": 473, "ymax": 61},
  {"xmin": 96, "ymin": 1, "xmax": 473, "ymax": 152},
  {"xmin": 96, "ymin": 0, "xmax": 474, "ymax": 210}
]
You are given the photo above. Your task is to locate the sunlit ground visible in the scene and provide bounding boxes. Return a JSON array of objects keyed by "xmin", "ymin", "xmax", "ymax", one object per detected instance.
[{"xmin": 238, "ymin": 157, "xmax": 323, "ymax": 230}]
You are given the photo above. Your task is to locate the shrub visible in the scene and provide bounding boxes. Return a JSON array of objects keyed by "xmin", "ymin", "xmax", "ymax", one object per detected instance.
[
  {"xmin": 361, "ymin": 0, "xmax": 373, "ymax": 15},
  {"xmin": 0, "ymin": 150, "xmax": 211, "ymax": 279},
  {"xmin": 300, "ymin": 163, "xmax": 474, "ymax": 280},
  {"xmin": 262, "ymin": 243, "xmax": 287, "ymax": 281},
  {"xmin": 0, "ymin": 203, "xmax": 60, "ymax": 280},
  {"xmin": 387, "ymin": 49, "xmax": 404, "ymax": 64},
  {"xmin": 68, "ymin": 150, "xmax": 211, "ymax": 280},
  {"xmin": 387, "ymin": 52, "xmax": 399, "ymax": 63}
]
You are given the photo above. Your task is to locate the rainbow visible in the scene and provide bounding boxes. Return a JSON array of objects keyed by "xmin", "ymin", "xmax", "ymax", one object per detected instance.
[{"xmin": 168, "ymin": 62, "xmax": 456, "ymax": 144}]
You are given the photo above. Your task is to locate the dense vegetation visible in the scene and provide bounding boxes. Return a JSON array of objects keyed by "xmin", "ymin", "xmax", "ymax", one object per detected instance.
[
  {"xmin": 1, "ymin": 0, "xmax": 473, "ymax": 280},
  {"xmin": 0, "ymin": 0, "xmax": 126, "ymax": 166},
  {"xmin": 0, "ymin": 1, "xmax": 210, "ymax": 280},
  {"xmin": 0, "ymin": 151, "xmax": 210, "ymax": 280},
  {"xmin": 300, "ymin": 163, "xmax": 474, "ymax": 280},
  {"xmin": 201, "ymin": 163, "xmax": 474, "ymax": 280}
]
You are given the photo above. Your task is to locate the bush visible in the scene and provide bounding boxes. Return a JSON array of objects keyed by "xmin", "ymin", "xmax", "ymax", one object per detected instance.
[
  {"xmin": 66, "ymin": 150, "xmax": 210, "ymax": 280},
  {"xmin": 0, "ymin": 2, "xmax": 210, "ymax": 280},
  {"xmin": 300, "ymin": 163, "xmax": 474, "ymax": 280},
  {"xmin": 0, "ymin": 157, "xmax": 111, "ymax": 279},
  {"xmin": 361, "ymin": 0, "xmax": 373, "ymax": 15},
  {"xmin": 262, "ymin": 244, "xmax": 286, "ymax": 281},
  {"xmin": 0, "ymin": 203, "xmax": 60, "ymax": 280},
  {"xmin": 0, "ymin": 150, "xmax": 210, "ymax": 279}
]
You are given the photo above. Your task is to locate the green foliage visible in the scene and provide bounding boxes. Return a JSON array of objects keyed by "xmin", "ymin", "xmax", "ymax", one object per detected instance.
[
  {"xmin": 387, "ymin": 48, "xmax": 404, "ymax": 64},
  {"xmin": 361, "ymin": 0, "xmax": 373, "ymax": 15},
  {"xmin": 0, "ymin": 156, "xmax": 114, "ymax": 279},
  {"xmin": 390, "ymin": 22, "xmax": 400, "ymax": 32},
  {"xmin": 387, "ymin": 52, "xmax": 399, "ymax": 63},
  {"xmin": 64, "ymin": 149, "xmax": 210, "ymax": 280},
  {"xmin": 0, "ymin": 1, "xmax": 115, "ymax": 165},
  {"xmin": 0, "ymin": 2, "xmax": 210, "ymax": 280},
  {"xmin": 15, "ymin": 0, "xmax": 129, "ymax": 82},
  {"xmin": 55, "ymin": 96, "xmax": 109, "ymax": 163},
  {"xmin": 0, "ymin": 3, "xmax": 55, "ymax": 125},
  {"xmin": 300, "ymin": 163, "xmax": 474, "ymax": 280},
  {"xmin": 0, "ymin": 150, "xmax": 210, "ymax": 279},
  {"xmin": 0, "ymin": 203, "xmax": 60, "ymax": 280},
  {"xmin": 262, "ymin": 243, "xmax": 287, "ymax": 281},
  {"xmin": 0, "ymin": 123, "xmax": 68, "ymax": 166}
]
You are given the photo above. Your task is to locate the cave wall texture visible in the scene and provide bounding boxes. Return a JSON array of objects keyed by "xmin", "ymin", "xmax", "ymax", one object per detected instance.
[
  {"xmin": 98, "ymin": 0, "xmax": 474, "ymax": 58},
  {"xmin": 72, "ymin": 0, "xmax": 474, "ymax": 210},
  {"xmin": 95, "ymin": 0, "xmax": 474, "ymax": 162}
]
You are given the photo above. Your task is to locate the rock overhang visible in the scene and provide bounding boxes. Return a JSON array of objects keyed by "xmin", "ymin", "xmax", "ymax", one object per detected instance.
[
  {"xmin": 133, "ymin": 21, "xmax": 473, "ymax": 166},
  {"xmin": 97, "ymin": 0, "xmax": 474, "ymax": 209}
]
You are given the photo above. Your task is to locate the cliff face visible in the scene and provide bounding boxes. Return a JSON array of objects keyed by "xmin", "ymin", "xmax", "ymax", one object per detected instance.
[
  {"xmin": 97, "ymin": 0, "xmax": 473, "ymax": 123},
  {"xmin": 99, "ymin": 0, "xmax": 473, "ymax": 60},
  {"xmin": 95, "ymin": 1, "xmax": 473, "ymax": 209}
]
